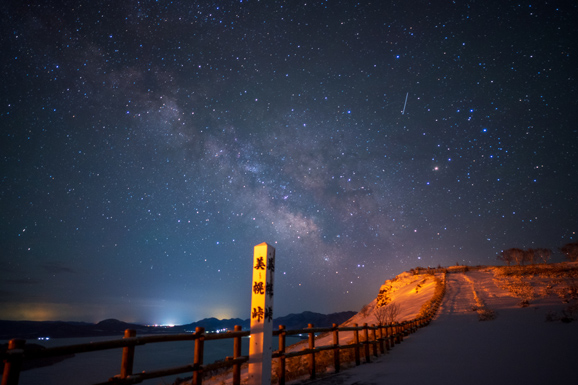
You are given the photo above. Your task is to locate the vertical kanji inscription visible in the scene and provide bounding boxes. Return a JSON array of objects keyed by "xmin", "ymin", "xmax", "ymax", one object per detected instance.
[{"xmin": 248, "ymin": 243, "xmax": 275, "ymax": 385}]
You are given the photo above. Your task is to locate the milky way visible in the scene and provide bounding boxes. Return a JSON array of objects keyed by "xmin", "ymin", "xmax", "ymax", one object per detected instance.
[{"xmin": 1, "ymin": 1, "xmax": 577, "ymax": 324}]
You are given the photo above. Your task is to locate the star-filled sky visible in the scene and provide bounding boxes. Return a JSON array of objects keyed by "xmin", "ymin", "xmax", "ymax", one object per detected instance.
[{"xmin": 1, "ymin": 1, "xmax": 577, "ymax": 325}]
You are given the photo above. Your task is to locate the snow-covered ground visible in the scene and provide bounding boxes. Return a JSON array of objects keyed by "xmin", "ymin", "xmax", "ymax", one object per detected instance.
[
  {"xmin": 194, "ymin": 263, "xmax": 578, "ymax": 385},
  {"xmin": 299, "ymin": 264, "xmax": 578, "ymax": 385}
]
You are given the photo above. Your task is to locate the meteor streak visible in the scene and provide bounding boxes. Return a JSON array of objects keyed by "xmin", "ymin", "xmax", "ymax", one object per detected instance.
[{"xmin": 402, "ymin": 92, "xmax": 408, "ymax": 115}]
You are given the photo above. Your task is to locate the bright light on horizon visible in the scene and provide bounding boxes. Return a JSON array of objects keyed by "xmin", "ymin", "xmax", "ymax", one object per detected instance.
[{"xmin": 149, "ymin": 323, "xmax": 176, "ymax": 327}]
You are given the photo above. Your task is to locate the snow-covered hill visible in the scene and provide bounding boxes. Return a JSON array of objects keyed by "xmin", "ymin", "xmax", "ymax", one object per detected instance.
[{"xmin": 305, "ymin": 263, "xmax": 578, "ymax": 385}]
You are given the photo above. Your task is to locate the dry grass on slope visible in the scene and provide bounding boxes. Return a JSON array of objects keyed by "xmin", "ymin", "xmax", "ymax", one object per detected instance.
[{"xmin": 492, "ymin": 263, "xmax": 578, "ymax": 320}]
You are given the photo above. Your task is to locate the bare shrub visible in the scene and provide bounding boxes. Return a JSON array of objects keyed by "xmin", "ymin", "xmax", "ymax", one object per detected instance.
[
  {"xmin": 374, "ymin": 302, "xmax": 401, "ymax": 325},
  {"xmin": 519, "ymin": 299, "xmax": 530, "ymax": 307},
  {"xmin": 478, "ymin": 308, "xmax": 496, "ymax": 320},
  {"xmin": 471, "ymin": 305, "xmax": 496, "ymax": 321},
  {"xmin": 359, "ymin": 303, "xmax": 373, "ymax": 317}
]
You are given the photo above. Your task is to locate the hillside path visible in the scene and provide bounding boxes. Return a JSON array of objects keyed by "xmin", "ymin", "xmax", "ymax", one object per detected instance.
[{"xmin": 298, "ymin": 271, "xmax": 578, "ymax": 385}]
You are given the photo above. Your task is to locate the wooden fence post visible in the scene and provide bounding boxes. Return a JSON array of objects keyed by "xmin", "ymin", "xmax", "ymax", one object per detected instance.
[
  {"xmin": 307, "ymin": 324, "xmax": 316, "ymax": 380},
  {"xmin": 192, "ymin": 326, "xmax": 205, "ymax": 385},
  {"xmin": 378, "ymin": 324, "xmax": 385, "ymax": 354},
  {"xmin": 1, "ymin": 339, "xmax": 25, "ymax": 385},
  {"xmin": 379, "ymin": 324, "xmax": 389, "ymax": 354},
  {"xmin": 389, "ymin": 324, "xmax": 395, "ymax": 348},
  {"xmin": 233, "ymin": 325, "xmax": 242, "ymax": 385},
  {"xmin": 332, "ymin": 323, "xmax": 340, "ymax": 373},
  {"xmin": 371, "ymin": 324, "xmax": 378, "ymax": 357},
  {"xmin": 363, "ymin": 324, "xmax": 370, "ymax": 363},
  {"xmin": 278, "ymin": 325, "xmax": 286, "ymax": 385},
  {"xmin": 120, "ymin": 329, "xmax": 136, "ymax": 379},
  {"xmin": 353, "ymin": 323, "xmax": 360, "ymax": 366},
  {"xmin": 382, "ymin": 324, "xmax": 388, "ymax": 351}
]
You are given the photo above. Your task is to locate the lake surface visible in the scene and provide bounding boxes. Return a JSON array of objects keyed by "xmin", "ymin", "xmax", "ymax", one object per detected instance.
[{"xmin": 5, "ymin": 334, "xmax": 301, "ymax": 385}]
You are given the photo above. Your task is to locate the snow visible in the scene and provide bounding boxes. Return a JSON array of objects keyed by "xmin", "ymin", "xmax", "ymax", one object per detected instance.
[
  {"xmin": 196, "ymin": 264, "xmax": 578, "ymax": 385},
  {"xmin": 303, "ymin": 272, "xmax": 438, "ymax": 350},
  {"xmin": 297, "ymin": 265, "xmax": 578, "ymax": 385}
]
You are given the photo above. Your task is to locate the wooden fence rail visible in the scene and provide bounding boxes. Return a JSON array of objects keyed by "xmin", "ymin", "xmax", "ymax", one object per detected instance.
[{"xmin": 2, "ymin": 282, "xmax": 445, "ymax": 385}]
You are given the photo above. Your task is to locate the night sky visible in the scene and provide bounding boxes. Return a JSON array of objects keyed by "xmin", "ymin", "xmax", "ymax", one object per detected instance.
[{"xmin": 1, "ymin": 1, "xmax": 577, "ymax": 325}]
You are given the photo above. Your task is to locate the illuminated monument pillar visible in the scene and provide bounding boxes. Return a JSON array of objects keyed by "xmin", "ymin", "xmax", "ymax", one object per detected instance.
[{"xmin": 248, "ymin": 242, "xmax": 275, "ymax": 385}]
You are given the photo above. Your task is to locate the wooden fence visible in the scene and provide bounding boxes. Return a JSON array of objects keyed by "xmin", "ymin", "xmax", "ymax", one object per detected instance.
[{"xmin": 2, "ymin": 283, "xmax": 445, "ymax": 385}]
